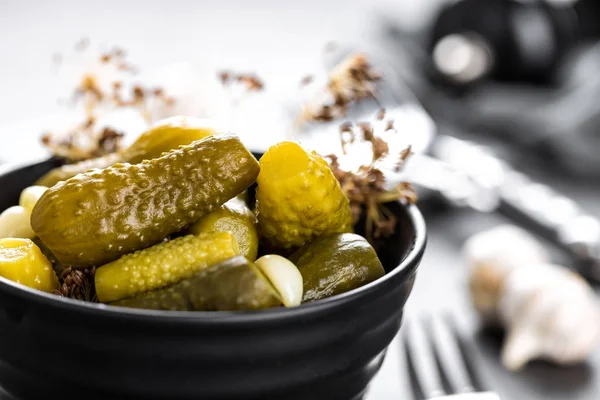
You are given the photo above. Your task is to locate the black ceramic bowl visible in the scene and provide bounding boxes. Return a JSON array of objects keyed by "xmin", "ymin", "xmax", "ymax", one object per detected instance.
[{"xmin": 0, "ymin": 158, "xmax": 426, "ymax": 400}]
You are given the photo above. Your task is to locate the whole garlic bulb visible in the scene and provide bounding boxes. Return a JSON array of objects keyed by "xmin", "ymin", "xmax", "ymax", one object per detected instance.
[
  {"xmin": 463, "ymin": 225, "xmax": 550, "ymax": 323},
  {"xmin": 499, "ymin": 264, "xmax": 600, "ymax": 371},
  {"xmin": 463, "ymin": 224, "xmax": 600, "ymax": 371}
]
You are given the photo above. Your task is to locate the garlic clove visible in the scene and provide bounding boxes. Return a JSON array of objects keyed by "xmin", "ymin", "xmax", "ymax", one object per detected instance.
[
  {"xmin": 463, "ymin": 224, "xmax": 550, "ymax": 272},
  {"xmin": 19, "ymin": 185, "xmax": 48, "ymax": 215},
  {"xmin": 0, "ymin": 206, "xmax": 36, "ymax": 240},
  {"xmin": 502, "ymin": 326, "xmax": 543, "ymax": 372},
  {"xmin": 499, "ymin": 263, "xmax": 600, "ymax": 370},
  {"xmin": 255, "ymin": 255, "xmax": 303, "ymax": 307},
  {"xmin": 464, "ymin": 225, "xmax": 551, "ymax": 324}
]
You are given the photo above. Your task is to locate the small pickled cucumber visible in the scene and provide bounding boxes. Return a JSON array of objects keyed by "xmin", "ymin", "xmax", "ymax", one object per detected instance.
[
  {"xmin": 95, "ymin": 232, "xmax": 239, "ymax": 303},
  {"xmin": 256, "ymin": 141, "xmax": 353, "ymax": 249},
  {"xmin": 31, "ymin": 133, "xmax": 259, "ymax": 268},
  {"xmin": 112, "ymin": 256, "xmax": 281, "ymax": 311},
  {"xmin": 35, "ymin": 116, "xmax": 217, "ymax": 187},
  {"xmin": 0, "ymin": 238, "xmax": 59, "ymax": 292},
  {"xmin": 187, "ymin": 197, "xmax": 259, "ymax": 261},
  {"xmin": 289, "ymin": 233, "xmax": 385, "ymax": 302},
  {"xmin": 0, "ymin": 206, "xmax": 35, "ymax": 239}
]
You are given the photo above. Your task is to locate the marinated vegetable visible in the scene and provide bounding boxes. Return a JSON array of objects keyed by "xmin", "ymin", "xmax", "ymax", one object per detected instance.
[
  {"xmin": 112, "ymin": 255, "xmax": 282, "ymax": 311},
  {"xmin": 35, "ymin": 116, "xmax": 217, "ymax": 187},
  {"xmin": 187, "ymin": 197, "xmax": 259, "ymax": 261},
  {"xmin": 255, "ymin": 254, "xmax": 303, "ymax": 307},
  {"xmin": 19, "ymin": 186, "xmax": 48, "ymax": 214},
  {"xmin": 0, "ymin": 238, "xmax": 59, "ymax": 292},
  {"xmin": 31, "ymin": 133, "xmax": 259, "ymax": 268},
  {"xmin": 0, "ymin": 206, "xmax": 35, "ymax": 239},
  {"xmin": 256, "ymin": 141, "xmax": 353, "ymax": 249},
  {"xmin": 95, "ymin": 232, "xmax": 239, "ymax": 303},
  {"xmin": 289, "ymin": 233, "xmax": 385, "ymax": 302}
]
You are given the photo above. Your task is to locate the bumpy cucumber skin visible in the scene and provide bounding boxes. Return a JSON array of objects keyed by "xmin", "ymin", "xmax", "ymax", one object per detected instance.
[
  {"xmin": 112, "ymin": 255, "xmax": 282, "ymax": 311},
  {"xmin": 187, "ymin": 197, "xmax": 259, "ymax": 261},
  {"xmin": 256, "ymin": 142, "xmax": 353, "ymax": 249},
  {"xmin": 35, "ymin": 118, "xmax": 215, "ymax": 187},
  {"xmin": 31, "ymin": 134, "xmax": 259, "ymax": 268},
  {"xmin": 95, "ymin": 232, "xmax": 239, "ymax": 303},
  {"xmin": 35, "ymin": 153, "xmax": 123, "ymax": 188},
  {"xmin": 289, "ymin": 233, "xmax": 385, "ymax": 303}
]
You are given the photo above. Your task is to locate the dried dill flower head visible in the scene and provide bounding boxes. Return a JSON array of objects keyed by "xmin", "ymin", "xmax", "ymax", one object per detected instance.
[
  {"xmin": 300, "ymin": 53, "xmax": 382, "ymax": 123},
  {"xmin": 42, "ymin": 40, "xmax": 176, "ymax": 162},
  {"xmin": 324, "ymin": 109, "xmax": 416, "ymax": 243},
  {"xmin": 53, "ymin": 267, "xmax": 98, "ymax": 303},
  {"xmin": 218, "ymin": 70, "xmax": 265, "ymax": 92}
]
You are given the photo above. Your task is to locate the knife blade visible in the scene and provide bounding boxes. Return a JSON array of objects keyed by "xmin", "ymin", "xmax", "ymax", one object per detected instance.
[{"xmin": 428, "ymin": 134, "xmax": 600, "ymax": 282}]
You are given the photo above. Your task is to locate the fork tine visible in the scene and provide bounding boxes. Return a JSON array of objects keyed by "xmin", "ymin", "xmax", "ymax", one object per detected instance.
[
  {"xmin": 427, "ymin": 314, "xmax": 476, "ymax": 394},
  {"xmin": 443, "ymin": 314, "xmax": 488, "ymax": 392},
  {"xmin": 403, "ymin": 317, "xmax": 447, "ymax": 398}
]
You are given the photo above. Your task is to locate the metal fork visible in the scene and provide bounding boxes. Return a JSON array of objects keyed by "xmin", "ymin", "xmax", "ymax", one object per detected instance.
[{"xmin": 402, "ymin": 314, "xmax": 500, "ymax": 400}]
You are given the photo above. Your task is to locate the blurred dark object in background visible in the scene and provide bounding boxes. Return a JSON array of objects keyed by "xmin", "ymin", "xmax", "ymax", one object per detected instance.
[
  {"xmin": 429, "ymin": 0, "xmax": 578, "ymax": 87},
  {"xmin": 428, "ymin": 0, "xmax": 599, "ymax": 88},
  {"xmin": 375, "ymin": 0, "xmax": 600, "ymax": 180}
]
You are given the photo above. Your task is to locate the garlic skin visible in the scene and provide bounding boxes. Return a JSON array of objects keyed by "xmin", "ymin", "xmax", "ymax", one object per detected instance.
[
  {"xmin": 499, "ymin": 264, "xmax": 600, "ymax": 371},
  {"xmin": 463, "ymin": 225, "xmax": 550, "ymax": 323},
  {"xmin": 464, "ymin": 224, "xmax": 600, "ymax": 371}
]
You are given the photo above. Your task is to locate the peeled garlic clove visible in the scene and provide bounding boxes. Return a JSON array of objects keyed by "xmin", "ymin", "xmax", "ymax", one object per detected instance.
[
  {"xmin": 0, "ymin": 206, "xmax": 36, "ymax": 239},
  {"xmin": 19, "ymin": 185, "xmax": 48, "ymax": 214},
  {"xmin": 255, "ymin": 255, "xmax": 303, "ymax": 307},
  {"xmin": 499, "ymin": 263, "xmax": 600, "ymax": 370}
]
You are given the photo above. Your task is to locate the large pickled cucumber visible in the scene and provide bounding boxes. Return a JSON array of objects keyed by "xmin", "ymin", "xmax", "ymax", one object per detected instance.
[
  {"xmin": 289, "ymin": 233, "xmax": 385, "ymax": 302},
  {"xmin": 112, "ymin": 255, "xmax": 282, "ymax": 311},
  {"xmin": 187, "ymin": 197, "xmax": 259, "ymax": 261},
  {"xmin": 36, "ymin": 116, "xmax": 216, "ymax": 187},
  {"xmin": 31, "ymin": 133, "xmax": 259, "ymax": 268},
  {"xmin": 95, "ymin": 232, "xmax": 239, "ymax": 303}
]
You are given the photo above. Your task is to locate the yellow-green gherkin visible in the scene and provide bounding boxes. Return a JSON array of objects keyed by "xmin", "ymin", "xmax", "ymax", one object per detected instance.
[
  {"xmin": 95, "ymin": 232, "xmax": 239, "ymax": 303},
  {"xmin": 256, "ymin": 141, "xmax": 353, "ymax": 249}
]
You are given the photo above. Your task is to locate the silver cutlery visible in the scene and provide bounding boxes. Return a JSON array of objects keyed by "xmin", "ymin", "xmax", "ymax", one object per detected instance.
[{"xmin": 402, "ymin": 314, "xmax": 500, "ymax": 400}]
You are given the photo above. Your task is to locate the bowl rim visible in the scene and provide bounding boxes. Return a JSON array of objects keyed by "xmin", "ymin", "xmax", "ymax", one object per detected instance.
[{"xmin": 0, "ymin": 161, "xmax": 427, "ymax": 325}]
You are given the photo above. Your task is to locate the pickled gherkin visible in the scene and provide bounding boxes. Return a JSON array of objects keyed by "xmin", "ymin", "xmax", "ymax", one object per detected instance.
[
  {"xmin": 187, "ymin": 197, "xmax": 259, "ymax": 261},
  {"xmin": 256, "ymin": 141, "xmax": 353, "ymax": 249},
  {"xmin": 36, "ymin": 116, "xmax": 217, "ymax": 187},
  {"xmin": 31, "ymin": 133, "xmax": 259, "ymax": 268},
  {"xmin": 111, "ymin": 255, "xmax": 282, "ymax": 311},
  {"xmin": 95, "ymin": 232, "xmax": 239, "ymax": 303},
  {"xmin": 289, "ymin": 233, "xmax": 385, "ymax": 302}
]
